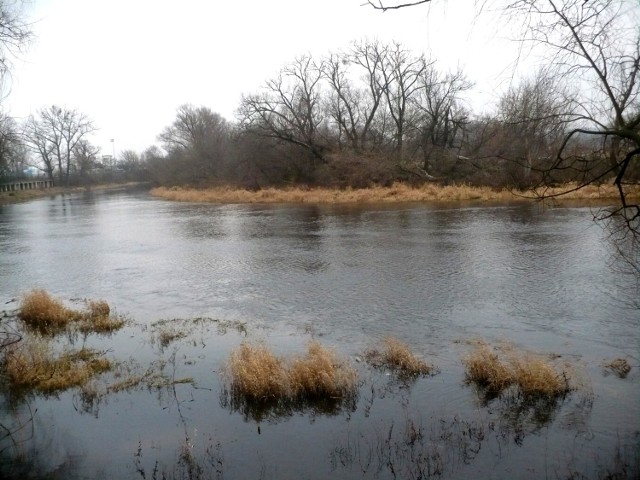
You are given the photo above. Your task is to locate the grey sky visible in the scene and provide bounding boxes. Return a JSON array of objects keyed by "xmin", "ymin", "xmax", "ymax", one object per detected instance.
[{"xmin": 6, "ymin": 0, "xmax": 524, "ymax": 157}]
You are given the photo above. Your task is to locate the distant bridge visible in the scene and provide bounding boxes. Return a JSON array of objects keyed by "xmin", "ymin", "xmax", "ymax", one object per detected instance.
[{"xmin": 0, "ymin": 179, "xmax": 54, "ymax": 193}]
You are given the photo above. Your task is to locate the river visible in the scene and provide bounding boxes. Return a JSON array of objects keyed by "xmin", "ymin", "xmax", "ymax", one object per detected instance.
[{"xmin": 0, "ymin": 187, "xmax": 638, "ymax": 479}]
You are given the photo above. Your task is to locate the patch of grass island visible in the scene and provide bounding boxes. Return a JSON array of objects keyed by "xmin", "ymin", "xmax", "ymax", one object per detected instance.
[{"xmin": 150, "ymin": 182, "xmax": 639, "ymax": 205}]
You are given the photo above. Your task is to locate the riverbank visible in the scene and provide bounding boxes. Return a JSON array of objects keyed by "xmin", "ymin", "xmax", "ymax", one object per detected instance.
[
  {"xmin": 0, "ymin": 182, "xmax": 148, "ymax": 205},
  {"xmin": 150, "ymin": 182, "xmax": 640, "ymax": 205}
]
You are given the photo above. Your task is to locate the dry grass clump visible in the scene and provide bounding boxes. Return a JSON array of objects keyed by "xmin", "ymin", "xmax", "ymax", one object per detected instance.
[
  {"xmin": 19, "ymin": 289, "xmax": 81, "ymax": 330},
  {"xmin": 226, "ymin": 343, "xmax": 289, "ymax": 400},
  {"xmin": 289, "ymin": 341, "xmax": 357, "ymax": 398},
  {"xmin": 3, "ymin": 339, "xmax": 112, "ymax": 393},
  {"xmin": 603, "ymin": 358, "xmax": 632, "ymax": 378},
  {"xmin": 463, "ymin": 345, "xmax": 514, "ymax": 393},
  {"xmin": 18, "ymin": 289, "xmax": 125, "ymax": 334},
  {"xmin": 509, "ymin": 356, "xmax": 567, "ymax": 397},
  {"xmin": 366, "ymin": 336, "xmax": 433, "ymax": 376},
  {"xmin": 225, "ymin": 341, "xmax": 358, "ymax": 402},
  {"xmin": 463, "ymin": 342, "xmax": 570, "ymax": 398}
]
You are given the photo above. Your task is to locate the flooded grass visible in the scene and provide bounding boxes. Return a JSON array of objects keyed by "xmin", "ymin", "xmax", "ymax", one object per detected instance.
[
  {"xmin": 224, "ymin": 341, "xmax": 358, "ymax": 404},
  {"xmin": 150, "ymin": 182, "xmax": 640, "ymax": 204},
  {"xmin": 18, "ymin": 289, "xmax": 81, "ymax": 331},
  {"xmin": 289, "ymin": 341, "xmax": 358, "ymax": 399},
  {"xmin": 3, "ymin": 337, "xmax": 112, "ymax": 394},
  {"xmin": 464, "ymin": 342, "xmax": 571, "ymax": 399},
  {"xmin": 603, "ymin": 358, "xmax": 632, "ymax": 378},
  {"xmin": 365, "ymin": 336, "xmax": 434, "ymax": 377},
  {"xmin": 225, "ymin": 342, "xmax": 289, "ymax": 401},
  {"xmin": 18, "ymin": 289, "xmax": 126, "ymax": 335}
]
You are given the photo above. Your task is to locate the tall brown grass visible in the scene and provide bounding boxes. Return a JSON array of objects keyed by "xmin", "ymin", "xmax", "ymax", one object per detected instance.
[
  {"xmin": 18, "ymin": 289, "xmax": 124, "ymax": 334},
  {"xmin": 226, "ymin": 343, "xmax": 289, "ymax": 400},
  {"xmin": 19, "ymin": 289, "xmax": 81, "ymax": 330},
  {"xmin": 366, "ymin": 336, "xmax": 433, "ymax": 376},
  {"xmin": 289, "ymin": 341, "xmax": 358, "ymax": 398},
  {"xmin": 463, "ymin": 342, "xmax": 569, "ymax": 398},
  {"xmin": 151, "ymin": 182, "xmax": 639, "ymax": 205},
  {"xmin": 225, "ymin": 341, "xmax": 358, "ymax": 402}
]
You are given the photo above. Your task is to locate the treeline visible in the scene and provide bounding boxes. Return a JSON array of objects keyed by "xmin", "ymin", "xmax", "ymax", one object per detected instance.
[
  {"xmin": 1, "ymin": 39, "xmax": 636, "ymax": 190},
  {"xmin": 145, "ymin": 39, "xmax": 636, "ymax": 190}
]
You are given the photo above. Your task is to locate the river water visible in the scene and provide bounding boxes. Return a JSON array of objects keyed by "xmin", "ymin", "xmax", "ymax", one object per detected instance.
[{"xmin": 0, "ymin": 187, "xmax": 638, "ymax": 479}]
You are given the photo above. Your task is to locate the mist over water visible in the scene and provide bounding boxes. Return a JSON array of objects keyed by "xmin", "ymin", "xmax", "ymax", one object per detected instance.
[{"xmin": 0, "ymin": 188, "xmax": 638, "ymax": 479}]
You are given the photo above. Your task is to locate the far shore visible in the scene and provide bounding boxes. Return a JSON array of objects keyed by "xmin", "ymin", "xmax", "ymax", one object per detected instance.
[
  {"xmin": 0, "ymin": 182, "xmax": 147, "ymax": 205},
  {"xmin": 2, "ymin": 181, "xmax": 637, "ymax": 207},
  {"xmin": 150, "ymin": 182, "xmax": 640, "ymax": 205}
]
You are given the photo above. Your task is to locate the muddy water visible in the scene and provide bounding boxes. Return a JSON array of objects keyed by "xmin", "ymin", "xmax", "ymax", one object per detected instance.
[{"xmin": 0, "ymin": 188, "xmax": 638, "ymax": 479}]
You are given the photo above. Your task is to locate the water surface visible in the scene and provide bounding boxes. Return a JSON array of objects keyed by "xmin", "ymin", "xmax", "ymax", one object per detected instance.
[{"xmin": 0, "ymin": 188, "xmax": 637, "ymax": 479}]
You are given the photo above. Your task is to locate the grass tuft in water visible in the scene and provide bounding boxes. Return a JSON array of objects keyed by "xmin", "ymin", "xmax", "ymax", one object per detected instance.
[
  {"xmin": 365, "ymin": 336, "xmax": 434, "ymax": 377},
  {"xmin": 3, "ymin": 337, "xmax": 112, "ymax": 393},
  {"xmin": 18, "ymin": 289, "xmax": 125, "ymax": 335},
  {"xmin": 226, "ymin": 342, "xmax": 289, "ymax": 401},
  {"xmin": 464, "ymin": 342, "xmax": 570, "ymax": 399},
  {"xmin": 225, "ymin": 341, "xmax": 358, "ymax": 403},
  {"xmin": 18, "ymin": 289, "xmax": 81, "ymax": 331},
  {"xmin": 289, "ymin": 341, "xmax": 358, "ymax": 399},
  {"xmin": 603, "ymin": 358, "xmax": 632, "ymax": 378}
]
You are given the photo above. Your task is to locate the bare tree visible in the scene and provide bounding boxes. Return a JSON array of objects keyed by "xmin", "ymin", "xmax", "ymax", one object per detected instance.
[
  {"xmin": 496, "ymin": 70, "xmax": 572, "ymax": 185},
  {"xmin": 0, "ymin": 0, "xmax": 32, "ymax": 96},
  {"xmin": 0, "ymin": 109, "xmax": 24, "ymax": 177},
  {"xmin": 380, "ymin": 42, "xmax": 428, "ymax": 159},
  {"xmin": 411, "ymin": 66, "xmax": 472, "ymax": 175},
  {"xmin": 239, "ymin": 55, "xmax": 327, "ymax": 164},
  {"xmin": 23, "ymin": 106, "xmax": 96, "ymax": 184},
  {"xmin": 507, "ymin": 1, "xmax": 640, "ymax": 215},
  {"xmin": 365, "ymin": 0, "xmax": 433, "ymax": 11},
  {"xmin": 158, "ymin": 104, "xmax": 230, "ymax": 183},
  {"xmin": 72, "ymin": 138, "xmax": 99, "ymax": 178}
]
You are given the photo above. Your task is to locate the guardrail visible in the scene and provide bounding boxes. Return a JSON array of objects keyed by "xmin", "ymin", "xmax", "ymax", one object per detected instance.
[{"xmin": 0, "ymin": 179, "xmax": 54, "ymax": 193}]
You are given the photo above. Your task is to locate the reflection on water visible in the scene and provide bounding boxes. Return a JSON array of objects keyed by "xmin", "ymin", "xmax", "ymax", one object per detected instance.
[{"xmin": 0, "ymin": 188, "xmax": 638, "ymax": 479}]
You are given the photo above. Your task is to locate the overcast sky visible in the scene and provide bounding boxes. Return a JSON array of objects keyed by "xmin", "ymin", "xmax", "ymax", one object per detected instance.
[{"xmin": 5, "ymin": 0, "xmax": 528, "ymax": 157}]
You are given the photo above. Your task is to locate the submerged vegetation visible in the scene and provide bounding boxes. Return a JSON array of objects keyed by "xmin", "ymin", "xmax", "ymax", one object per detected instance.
[
  {"xmin": 603, "ymin": 358, "xmax": 632, "ymax": 379},
  {"xmin": 3, "ymin": 339, "xmax": 111, "ymax": 393}
]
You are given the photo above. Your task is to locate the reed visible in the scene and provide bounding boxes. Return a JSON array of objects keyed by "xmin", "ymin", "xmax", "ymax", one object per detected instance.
[{"xmin": 366, "ymin": 336, "xmax": 433, "ymax": 376}]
